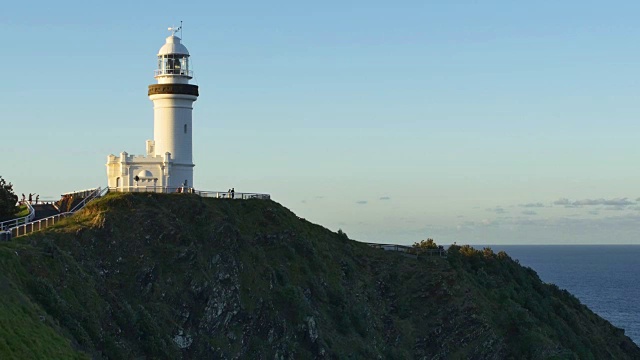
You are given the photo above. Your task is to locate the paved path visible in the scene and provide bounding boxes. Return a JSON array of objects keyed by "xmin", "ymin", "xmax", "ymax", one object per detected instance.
[{"xmin": 32, "ymin": 204, "xmax": 59, "ymax": 221}]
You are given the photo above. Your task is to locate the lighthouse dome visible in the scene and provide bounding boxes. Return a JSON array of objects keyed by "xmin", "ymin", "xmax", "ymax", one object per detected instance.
[{"xmin": 158, "ymin": 36, "xmax": 189, "ymax": 56}]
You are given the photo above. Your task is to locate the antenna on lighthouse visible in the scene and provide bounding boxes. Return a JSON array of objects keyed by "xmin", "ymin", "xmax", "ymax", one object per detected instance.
[{"xmin": 168, "ymin": 23, "xmax": 182, "ymax": 36}]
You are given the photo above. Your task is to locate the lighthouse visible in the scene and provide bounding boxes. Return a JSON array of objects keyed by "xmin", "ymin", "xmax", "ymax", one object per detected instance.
[{"xmin": 106, "ymin": 27, "xmax": 199, "ymax": 191}]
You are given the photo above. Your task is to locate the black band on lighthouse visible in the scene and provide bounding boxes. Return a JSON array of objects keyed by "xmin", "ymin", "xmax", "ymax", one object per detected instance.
[{"xmin": 148, "ymin": 84, "xmax": 199, "ymax": 97}]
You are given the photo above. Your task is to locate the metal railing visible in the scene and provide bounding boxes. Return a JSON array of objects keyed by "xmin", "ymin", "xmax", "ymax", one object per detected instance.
[
  {"xmin": 4, "ymin": 187, "xmax": 105, "ymax": 240},
  {"xmin": 366, "ymin": 243, "xmax": 447, "ymax": 257},
  {"xmin": 62, "ymin": 188, "xmax": 101, "ymax": 198},
  {"xmin": 69, "ymin": 188, "xmax": 103, "ymax": 212},
  {"xmin": 154, "ymin": 69, "xmax": 193, "ymax": 77},
  {"xmin": 108, "ymin": 186, "xmax": 270, "ymax": 200},
  {"xmin": 8, "ymin": 212, "xmax": 73, "ymax": 238},
  {"xmin": 0, "ymin": 201, "xmax": 35, "ymax": 231}
]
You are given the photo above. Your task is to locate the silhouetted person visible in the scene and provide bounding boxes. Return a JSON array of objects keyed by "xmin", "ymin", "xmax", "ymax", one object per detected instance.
[
  {"xmin": 35, "ymin": 195, "xmax": 39, "ymax": 205},
  {"xmin": 21, "ymin": 193, "xmax": 25, "ymax": 203},
  {"xmin": 231, "ymin": 188, "xmax": 235, "ymax": 199},
  {"xmin": 28, "ymin": 193, "xmax": 32, "ymax": 204}
]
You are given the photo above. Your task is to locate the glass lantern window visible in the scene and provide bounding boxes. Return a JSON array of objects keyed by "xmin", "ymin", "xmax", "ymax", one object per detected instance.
[{"xmin": 157, "ymin": 54, "xmax": 189, "ymax": 75}]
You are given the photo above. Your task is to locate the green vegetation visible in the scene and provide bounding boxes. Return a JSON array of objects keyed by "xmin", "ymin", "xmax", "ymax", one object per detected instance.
[
  {"xmin": 0, "ymin": 244, "xmax": 88, "ymax": 359},
  {"xmin": 0, "ymin": 193, "xmax": 637, "ymax": 359},
  {"xmin": 408, "ymin": 238, "xmax": 441, "ymax": 255},
  {"xmin": 14, "ymin": 205, "xmax": 29, "ymax": 218},
  {"xmin": 0, "ymin": 176, "xmax": 18, "ymax": 221}
]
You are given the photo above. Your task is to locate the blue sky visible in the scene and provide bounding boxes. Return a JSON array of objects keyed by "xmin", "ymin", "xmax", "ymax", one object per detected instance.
[{"xmin": 2, "ymin": 1, "xmax": 640, "ymax": 244}]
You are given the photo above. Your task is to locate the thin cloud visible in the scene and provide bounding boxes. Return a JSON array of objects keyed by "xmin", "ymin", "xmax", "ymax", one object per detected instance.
[
  {"xmin": 486, "ymin": 206, "xmax": 506, "ymax": 214},
  {"xmin": 356, "ymin": 200, "xmax": 368, "ymax": 205},
  {"xmin": 575, "ymin": 198, "xmax": 633, "ymax": 206},
  {"xmin": 604, "ymin": 205, "xmax": 627, "ymax": 211},
  {"xmin": 522, "ymin": 210, "xmax": 537, "ymax": 216},
  {"xmin": 519, "ymin": 202, "xmax": 545, "ymax": 208},
  {"xmin": 379, "ymin": 196, "xmax": 391, "ymax": 200},
  {"xmin": 553, "ymin": 197, "xmax": 635, "ymax": 207}
]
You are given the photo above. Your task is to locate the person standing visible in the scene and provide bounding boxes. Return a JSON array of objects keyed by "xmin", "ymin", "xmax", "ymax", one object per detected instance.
[
  {"xmin": 28, "ymin": 193, "xmax": 32, "ymax": 204},
  {"xmin": 231, "ymin": 188, "xmax": 235, "ymax": 199},
  {"xmin": 35, "ymin": 195, "xmax": 40, "ymax": 205},
  {"xmin": 21, "ymin": 194, "xmax": 25, "ymax": 203}
]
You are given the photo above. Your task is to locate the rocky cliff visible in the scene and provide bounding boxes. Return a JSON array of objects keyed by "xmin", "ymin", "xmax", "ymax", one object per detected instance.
[{"xmin": 0, "ymin": 193, "xmax": 637, "ymax": 359}]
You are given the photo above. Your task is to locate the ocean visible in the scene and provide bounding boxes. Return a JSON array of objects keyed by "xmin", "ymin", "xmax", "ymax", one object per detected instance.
[{"xmin": 486, "ymin": 245, "xmax": 640, "ymax": 346}]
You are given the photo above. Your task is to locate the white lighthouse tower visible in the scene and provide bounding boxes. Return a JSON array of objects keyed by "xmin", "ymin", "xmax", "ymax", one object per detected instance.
[
  {"xmin": 149, "ymin": 26, "xmax": 199, "ymax": 188},
  {"xmin": 106, "ymin": 26, "xmax": 199, "ymax": 191}
]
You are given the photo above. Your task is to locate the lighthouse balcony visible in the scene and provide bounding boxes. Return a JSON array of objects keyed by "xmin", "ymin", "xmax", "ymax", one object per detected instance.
[{"xmin": 154, "ymin": 69, "xmax": 193, "ymax": 77}]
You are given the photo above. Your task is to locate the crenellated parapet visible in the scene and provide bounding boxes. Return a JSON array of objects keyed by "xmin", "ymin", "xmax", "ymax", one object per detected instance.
[{"xmin": 107, "ymin": 152, "xmax": 172, "ymax": 165}]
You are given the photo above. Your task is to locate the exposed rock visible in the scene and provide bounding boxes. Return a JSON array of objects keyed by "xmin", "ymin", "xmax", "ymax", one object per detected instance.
[{"xmin": 173, "ymin": 330, "xmax": 193, "ymax": 349}]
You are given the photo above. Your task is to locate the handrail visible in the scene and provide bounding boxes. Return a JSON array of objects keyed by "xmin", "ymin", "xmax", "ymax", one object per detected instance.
[
  {"xmin": 6, "ymin": 211, "xmax": 74, "ymax": 239},
  {"xmin": 154, "ymin": 69, "xmax": 193, "ymax": 77},
  {"xmin": 69, "ymin": 187, "xmax": 102, "ymax": 213},
  {"xmin": 0, "ymin": 201, "xmax": 35, "ymax": 231},
  {"xmin": 61, "ymin": 187, "xmax": 100, "ymax": 197}
]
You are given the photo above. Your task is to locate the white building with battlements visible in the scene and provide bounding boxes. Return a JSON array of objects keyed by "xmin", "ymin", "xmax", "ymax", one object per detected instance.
[{"xmin": 106, "ymin": 28, "xmax": 199, "ymax": 191}]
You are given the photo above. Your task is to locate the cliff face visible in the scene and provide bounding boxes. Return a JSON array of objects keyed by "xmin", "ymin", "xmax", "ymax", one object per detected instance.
[{"xmin": 0, "ymin": 193, "xmax": 638, "ymax": 359}]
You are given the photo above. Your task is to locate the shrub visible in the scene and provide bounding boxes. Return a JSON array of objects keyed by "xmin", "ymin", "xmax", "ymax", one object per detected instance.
[
  {"xmin": 409, "ymin": 238, "xmax": 440, "ymax": 255},
  {"xmin": 0, "ymin": 176, "xmax": 18, "ymax": 220}
]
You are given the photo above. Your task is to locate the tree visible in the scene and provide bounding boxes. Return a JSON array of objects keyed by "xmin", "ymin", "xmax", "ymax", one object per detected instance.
[
  {"xmin": 0, "ymin": 176, "xmax": 19, "ymax": 221},
  {"xmin": 337, "ymin": 228, "xmax": 349, "ymax": 240},
  {"xmin": 483, "ymin": 247, "xmax": 495, "ymax": 259},
  {"xmin": 409, "ymin": 238, "xmax": 439, "ymax": 254}
]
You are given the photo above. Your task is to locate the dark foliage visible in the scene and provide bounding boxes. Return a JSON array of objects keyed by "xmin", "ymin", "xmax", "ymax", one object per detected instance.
[{"xmin": 0, "ymin": 176, "xmax": 18, "ymax": 221}]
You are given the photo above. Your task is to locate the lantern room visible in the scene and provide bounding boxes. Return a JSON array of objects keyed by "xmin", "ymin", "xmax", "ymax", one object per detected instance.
[{"xmin": 154, "ymin": 35, "xmax": 192, "ymax": 81}]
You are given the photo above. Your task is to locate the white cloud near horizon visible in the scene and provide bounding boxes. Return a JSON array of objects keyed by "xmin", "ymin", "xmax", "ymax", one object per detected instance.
[
  {"xmin": 519, "ymin": 202, "xmax": 545, "ymax": 208},
  {"xmin": 553, "ymin": 198, "xmax": 635, "ymax": 207}
]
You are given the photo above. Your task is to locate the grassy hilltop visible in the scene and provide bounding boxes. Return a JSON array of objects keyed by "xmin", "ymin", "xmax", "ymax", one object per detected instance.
[{"xmin": 0, "ymin": 193, "xmax": 638, "ymax": 359}]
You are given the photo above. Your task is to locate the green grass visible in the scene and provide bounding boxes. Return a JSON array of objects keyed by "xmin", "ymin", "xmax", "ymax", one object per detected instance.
[
  {"xmin": 0, "ymin": 245, "xmax": 88, "ymax": 359},
  {"xmin": 14, "ymin": 205, "xmax": 29, "ymax": 218}
]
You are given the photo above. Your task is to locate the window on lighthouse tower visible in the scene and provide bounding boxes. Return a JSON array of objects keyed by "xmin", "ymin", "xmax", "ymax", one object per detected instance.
[{"xmin": 158, "ymin": 54, "xmax": 189, "ymax": 76}]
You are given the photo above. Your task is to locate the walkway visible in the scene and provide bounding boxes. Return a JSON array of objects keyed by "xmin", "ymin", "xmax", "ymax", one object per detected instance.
[{"xmin": 32, "ymin": 204, "xmax": 59, "ymax": 221}]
